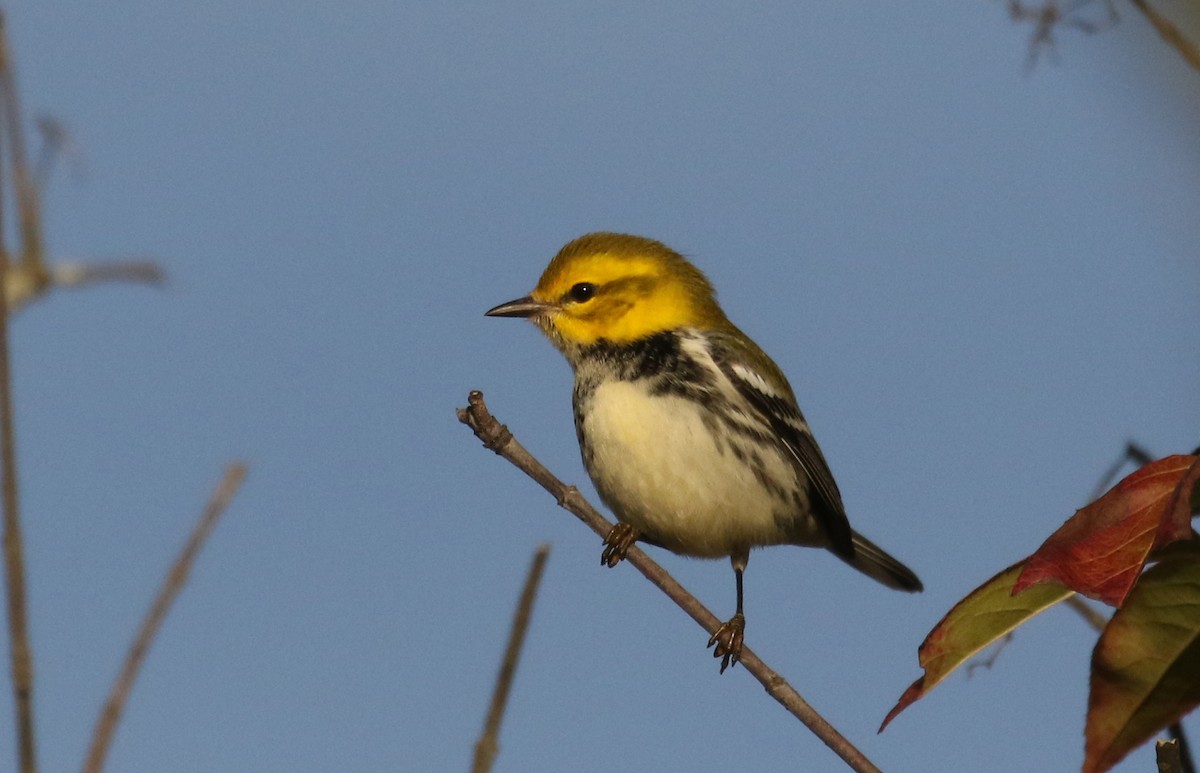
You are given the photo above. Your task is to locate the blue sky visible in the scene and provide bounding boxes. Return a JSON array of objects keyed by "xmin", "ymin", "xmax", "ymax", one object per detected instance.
[{"xmin": 0, "ymin": 2, "xmax": 1198, "ymax": 771}]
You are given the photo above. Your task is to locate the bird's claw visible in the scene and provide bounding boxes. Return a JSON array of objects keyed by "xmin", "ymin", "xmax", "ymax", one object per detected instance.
[
  {"xmin": 600, "ymin": 522, "xmax": 638, "ymax": 567},
  {"xmin": 707, "ymin": 613, "xmax": 745, "ymax": 674}
]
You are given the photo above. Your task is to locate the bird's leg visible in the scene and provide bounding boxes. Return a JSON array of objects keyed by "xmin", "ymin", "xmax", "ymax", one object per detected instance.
[
  {"xmin": 601, "ymin": 522, "xmax": 639, "ymax": 567},
  {"xmin": 707, "ymin": 554, "xmax": 747, "ymax": 673}
]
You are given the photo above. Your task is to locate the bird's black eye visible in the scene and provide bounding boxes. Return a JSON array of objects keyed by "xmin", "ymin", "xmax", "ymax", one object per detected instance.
[{"xmin": 568, "ymin": 282, "xmax": 597, "ymax": 303}]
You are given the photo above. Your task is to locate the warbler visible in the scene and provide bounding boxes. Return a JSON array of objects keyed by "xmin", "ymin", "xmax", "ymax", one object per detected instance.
[{"xmin": 487, "ymin": 232, "xmax": 922, "ymax": 672}]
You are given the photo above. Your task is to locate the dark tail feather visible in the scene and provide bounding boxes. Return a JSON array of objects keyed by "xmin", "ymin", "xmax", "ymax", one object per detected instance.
[{"xmin": 840, "ymin": 530, "xmax": 923, "ymax": 592}]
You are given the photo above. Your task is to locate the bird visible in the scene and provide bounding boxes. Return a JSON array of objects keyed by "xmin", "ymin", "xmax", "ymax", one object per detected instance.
[{"xmin": 486, "ymin": 232, "xmax": 922, "ymax": 672}]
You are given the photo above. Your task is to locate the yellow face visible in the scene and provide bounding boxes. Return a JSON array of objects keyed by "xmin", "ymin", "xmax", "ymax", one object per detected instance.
[{"xmin": 526, "ymin": 233, "xmax": 725, "ymax": 347}]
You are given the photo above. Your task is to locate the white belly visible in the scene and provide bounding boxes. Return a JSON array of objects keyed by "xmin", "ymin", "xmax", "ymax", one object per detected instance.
[{"xmin": 581, "ymin": 380, "xmax": 798, "ymax": 557}]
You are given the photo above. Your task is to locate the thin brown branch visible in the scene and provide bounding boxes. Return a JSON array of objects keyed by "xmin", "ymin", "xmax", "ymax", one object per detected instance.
[
  {"xmin": 1170, "ymin": 722, "xmax": 1196, "ymax": 773},
  {"xmin": 47, "ymin": 261, "xmax": 165, "ymax": 290},
  {"xmin": 1127, "ymin": 0, "xmax": 1200, "ymax": 72},
  {"xmin": 1091, "ymin": 441, "xmax": 1154, "ymax": 501},
  {"xmin": 81, "ymin": 463, "xmax": 248, "ymax": 773},
  {"xmin": 0, "ymin": 252, "xmax": 36, "ymax": 773},
  {"xmin": 0, "ymin": 12, "xmax": 161, "ymax": 316},
  {"xmin": 33, "ymin": 116, "xmax": 83, "ymax": 193},
  {"xmin": 5, "ymin": 259, "xmax": 166, "ymax": 313},
  {"xmin": 0, "ymin": 11, "xmax": 37, "ymax": 771},
  {"xmin": 1160, "ymin": 739, "xmax": 1185, "ymax": 773},
  {"xmin": 472, "ymin": 544, "xmax": 551, "ymax": 773},
  {"xmin": 965, "ymin": 632, "xmax": 1016, "ymax": 677},
  {"xmin": 1008, "ymin": 0, "xmax": 1118, "ymax": 71},
  {"xmin": 0, "ymin": 12, "xmax": 44, "ymax": 280},
  {"xmin": 1064, "ymin": 594, "xmax": 1108, "ymax": 632},
  {"xmin": 458, "ymin": 390, "xmax": 884, "ymax": 773}
]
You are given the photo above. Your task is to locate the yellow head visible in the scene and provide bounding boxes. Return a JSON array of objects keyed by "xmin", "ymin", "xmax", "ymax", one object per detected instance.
[{"xmin": 486, "ymin": 233, "xmax": 729, "ymax": 349}]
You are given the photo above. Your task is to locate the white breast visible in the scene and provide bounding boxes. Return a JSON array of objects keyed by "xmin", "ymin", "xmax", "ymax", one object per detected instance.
[{"xmin": 581, "ymin": 379, "xmax": 797, "ymax": 557}]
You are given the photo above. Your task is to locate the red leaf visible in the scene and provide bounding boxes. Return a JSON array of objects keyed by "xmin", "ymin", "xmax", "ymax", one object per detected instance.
[
  {"xmin": 1014, "ymin": 455, "xmax": 1196, "ymax": 606},
  {"xmin": 1161, "ymin": 455, "xmax": 1200, "ymax": 544}
]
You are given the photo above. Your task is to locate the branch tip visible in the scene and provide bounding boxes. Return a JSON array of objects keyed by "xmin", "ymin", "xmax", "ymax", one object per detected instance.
[{"xmin": 459, "ymin": 390, "xmax": 514, "ymax": 454}]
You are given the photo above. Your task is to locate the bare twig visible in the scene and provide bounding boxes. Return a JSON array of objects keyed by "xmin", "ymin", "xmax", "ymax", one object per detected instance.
[
  {"xmin": 458, "ymin": 390, "xmax": 884, "ymax": 773},
  {"xmin": 0, "ymin": 12, "xmax": 161, "ymax": 315},
  {"xmin": 1170, "ymin": 723, "xmax": 1196, "ymax": 773},
  {"xmin": 1160, "ymin": 739, "xmax": 1185, "ymax": 773},
  {"xmin": 0, "ymin": 255, "xmax": 35, "ymax": 773},
  {"xmin": 0, "ymin": 11, "xmax": 38, "ymax": 771},
  {"xmin": 1007, "ymin": 0, "xmax": 1118, "ymax": 70},
  {"xmin": 1091, "ymin": 441, "xmax": 1154, "ymax": 501},
  {"xmin": 81, "ymin": 463, "xmax": 248, "ymax": 773},
  {"xmin": 1127, "ymin": 0, "xmax": 1200, "ymax": 72},
  {"xmin": 965, "ymin": 632, "xmax": 1016, "ymax": 677},
  {"xmin": 0, "ymin": 13, "xmax": 43, "ymax": 281},
  {"xmin": 472, "ymin": 544, "xmax": 551, "ymax": 773},
  {"xmin": 46, "ymin": 261, "xmax": 164, "ymax": 290},
  {"xmin": 0, "ymin": 242, "xmax": 36, "ymax": 773},
  {"xmin": 33, "ymin": 116, "xmax": 84, "ymax": 192},
  {"xmin": 1064, "ymin": 595, "xmax": 1108, "ymax": 632},
  {"xmin": 5, "ymin": 259, "xmax": 166, "ymax": 313}
]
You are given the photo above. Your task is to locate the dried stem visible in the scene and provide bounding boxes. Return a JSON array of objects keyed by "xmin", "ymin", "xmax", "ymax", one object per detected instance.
[
  {"xmin": 0, "ymin": 10, "xmax": 38, "ymax": 771},
  {"xmin": 472, "ymin": 544, "xmax": 551, "ymax": 773},
  {"xmin": 458, "ymin": 390, "xmax": 883, "ymax": 773},
  {"xmin": 1064, "ymin": 595, "xmax": 1108, "ymax": 632},
  {"xmin": 0, "ymin": 10, "xmax": 161, "ymax": 315},
  {"xmin": 1127, "ymin": 0, "xmax": 1200, "ymax": 72},
  {"xmin": 1170, "ymin": 723, "xmax": 1196, "ymax": 773},
  {"xmin": 81, "ymin": 463, "xmax": 248, "ymax": 773},
  {"xmin": 0, "ymin": 12, "xmax": 43, "ymax": 279},
  {"xmin": 1160, "ymin": 739, "xmax": 1185, "ymax": 773},
  {"xmin": 0, "ymin": 239, "xmax": 36, "ymax": 773},
  {"xmin": 5, "ymin": 259, "xmax": 166, "ymax": 314}
]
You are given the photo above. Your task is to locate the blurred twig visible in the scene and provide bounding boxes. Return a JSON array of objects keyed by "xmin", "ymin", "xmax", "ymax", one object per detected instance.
[
  {"xmin": 0, "ymin": 13, "xmax": 43, "ymax": 282},
  {"xmin": 1006, "ymin": 0, "xmax": 1200, "ymax": 73},
  {"xmin": 1160, "ymin": 739, "xmax": 1185, "ymax": 773},
  {"xmin": 965, "ymin": 632, "xmax": 1015, "ymax": 677},
  {"xmin": 1173, "ymin": 729, "xmax": 1198, "ymax": 773},
  {"xmin": 1007, "ymin": 0, "xmax": 1118, "ymax": 70},
  {"xmin": 458, "ymin": 390, "xmax": 884, "ymax": 773},
  {"xmin": 472, "ymin": 544, "xmax": 551, "ymax": 773},
  {"xmin": 33, "ymin": 116, "xmax": 84, "ymax": 192},
  {"xmin": 82, "ymin": 463, "xmax": 247, "ymax": 773},
  {"xmin": 0, "ymin": 247, "xmax": 35, "ymax": 773},
  {"xmin": 1064, "ymin": 595, "xmax": 1107, "ymax": 631},
  {"xmin": 1127, "ymin": 0, "xmax": 1200, "ymax": 72},
  {"xmin": 5, "ymin": 259, "xmax": 165, "ymax": 314},
  {"xmin": 1092, "ymin": 442, "xmax": 1154, "ymax": 500},
  {"xmin": 0, "ymin": 10, "xmax": 162, "ymax": 316},
  {"xmin": 0, "ymin": 11, "xmax": 38, "ymax": 773}
]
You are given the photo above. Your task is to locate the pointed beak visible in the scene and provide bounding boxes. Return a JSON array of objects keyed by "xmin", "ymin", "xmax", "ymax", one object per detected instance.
[{"xmin": 485, "ymin": 295, "xmax": 551, "ymax": 318}]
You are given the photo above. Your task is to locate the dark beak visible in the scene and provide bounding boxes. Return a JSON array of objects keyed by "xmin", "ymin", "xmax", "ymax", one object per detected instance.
[{"xmin": 485, "ymin": 296, "xmax": 550, "ymax": 318}]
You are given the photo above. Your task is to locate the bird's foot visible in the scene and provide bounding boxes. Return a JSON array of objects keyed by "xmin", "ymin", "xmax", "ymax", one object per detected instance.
[
  {"xmin": 707, "ymin": 613, "xmax": 745, "ymax": 674},
  {"xmin": 600, "ymin": 523, "xmax": 638, "ymax": 567}
]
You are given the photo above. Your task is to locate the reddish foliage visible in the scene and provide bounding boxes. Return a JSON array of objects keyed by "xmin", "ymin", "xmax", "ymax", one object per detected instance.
[{"xmin": 1014, "ymin": 455, "xmax": 1197, "ymax": 606}]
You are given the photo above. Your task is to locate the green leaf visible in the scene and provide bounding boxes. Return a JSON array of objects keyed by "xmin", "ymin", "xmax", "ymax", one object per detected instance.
[
  {"xmin": 881, "ymin": 561, "xmax": 1073, "ymax": 731},
  {"xmin": 1084, "ymin": 541, "xmax": 1200, "ymax": 773}
]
